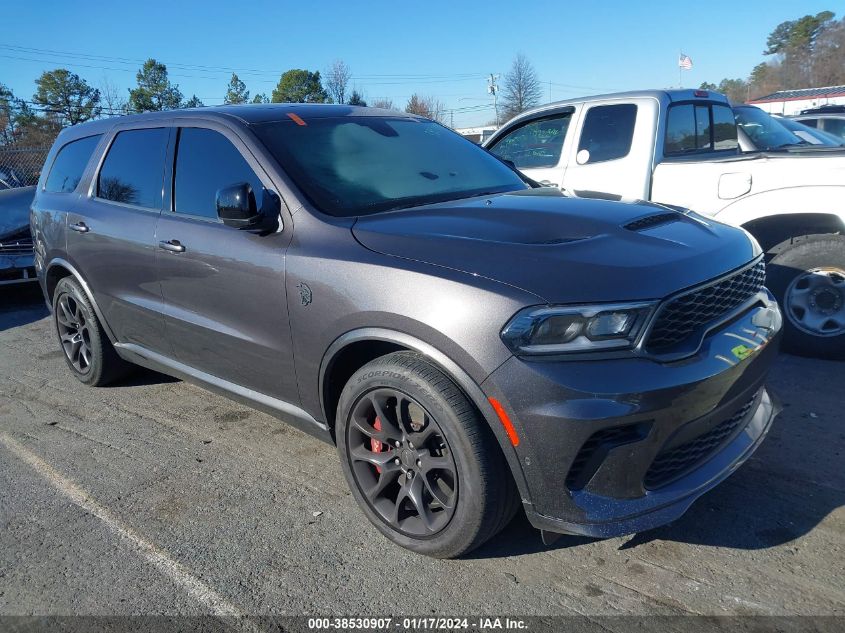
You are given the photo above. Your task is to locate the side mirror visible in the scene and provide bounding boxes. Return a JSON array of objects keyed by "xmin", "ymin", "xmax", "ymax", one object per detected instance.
[{"xmin": 216, "ymin": 183, "xmax": 279, "ymax": 233}]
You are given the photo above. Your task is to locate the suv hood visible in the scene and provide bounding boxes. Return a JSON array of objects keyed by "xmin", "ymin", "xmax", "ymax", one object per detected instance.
[{"xmin": 352, "ymin": 190, "xmax": 757, "ymax": 303}]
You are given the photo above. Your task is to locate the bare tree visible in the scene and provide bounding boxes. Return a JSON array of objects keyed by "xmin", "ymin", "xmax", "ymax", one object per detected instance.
[
  {"xmin": 100, "ymin": 76, "xmax": 127, "ymax": 116},
  {"xmin": 501, "ymin": 53, "xmax": 542, "ymax": 120},
  {"xmin": 405, "ymin": 94, "xmax": 446, "ymax": 123},
  {"xmin": 371, "ymin": 98, "xmax": 396, "ymax": 110},
  {"xmin": 325, "ymin": 60, "xmax": 352, "ymax": 104}
]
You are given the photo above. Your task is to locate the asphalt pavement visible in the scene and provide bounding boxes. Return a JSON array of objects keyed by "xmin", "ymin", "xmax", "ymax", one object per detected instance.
[{"xmin": 1, "ymin": 283, "xmax": 843, "ymax": 621}]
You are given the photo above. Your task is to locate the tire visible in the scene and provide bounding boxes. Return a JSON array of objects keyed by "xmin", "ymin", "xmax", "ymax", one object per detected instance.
[
  {"xmin": 766, "ymin": 234, "xmax": 845, "ymax": 360},
  {"xmin": 52, "ymin": 277, "xmax": 131, "ymax": 386},
  {"xmin": 336, "ymin": 351, "xmax": 519, "ymax": 558}
]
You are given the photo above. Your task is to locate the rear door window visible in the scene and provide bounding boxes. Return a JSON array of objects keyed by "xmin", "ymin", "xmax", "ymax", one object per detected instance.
[
  {"xmin": 173, "ymin": 128, "xmax": 263, "ymax": 220},
  {"xmin": 97, "ymin": 128, "xmax": 169, "ymax": 209},
  {"xmin": 44, "ymin": 134, "xmax": 102, "ymax": 193},
  {"xmin": 577, "ymin": 104, "xmax": 637, "ymax": 163},
  {"xmin": 488, "ymin": 113, "xmax": 572, "ymax": 168}
]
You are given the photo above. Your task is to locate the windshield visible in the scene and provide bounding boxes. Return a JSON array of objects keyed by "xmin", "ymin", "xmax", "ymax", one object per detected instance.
[
  {"xmin": 778, "ymin": 117, "xmax": 845, "ymax": 147},
  {"xmin": 253, "ymin": 116, "xmax": 527, "ymax": 216},
  {"xmin": 734, "ymin": 107, "xmax": 805, "ymax": 150}
]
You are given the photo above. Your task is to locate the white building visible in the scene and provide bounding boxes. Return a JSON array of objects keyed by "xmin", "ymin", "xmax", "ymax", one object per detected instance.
[
  {"xmin": 747, "ymin": 85, "xmax": 845, "ymax": 115},
  {"xmin": 455, "ymin": 126, "xmax": 498, "ymax": 144}
]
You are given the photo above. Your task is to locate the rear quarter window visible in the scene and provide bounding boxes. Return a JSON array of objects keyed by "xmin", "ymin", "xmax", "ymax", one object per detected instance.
[
  {"xmin": 577, "ymin": 104, "xmax": 637, "ymax": 163},
  {"xmin": 44, "ymin": 134, "xmax": 102, "ymax": 193}
]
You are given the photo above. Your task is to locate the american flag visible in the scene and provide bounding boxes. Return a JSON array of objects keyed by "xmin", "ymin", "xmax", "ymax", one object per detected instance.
[{"xmin": 678, "ymin": 54, "xmax": 693, "ymax": 70}]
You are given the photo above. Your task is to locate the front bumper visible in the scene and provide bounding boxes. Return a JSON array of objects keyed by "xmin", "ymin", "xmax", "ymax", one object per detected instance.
[
  {"xmin": 482, "ymin": 296, "xmax": 782, "ymax": 538},
  {"xmin": 0, "ymin": 252, "xmax": 37, "ymax": 286}
]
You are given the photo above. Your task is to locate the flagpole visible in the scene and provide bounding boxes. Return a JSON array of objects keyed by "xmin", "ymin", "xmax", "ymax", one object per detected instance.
[{"xmin": 678, "ymin": 48, "xmax": 682, "ymax": 89}]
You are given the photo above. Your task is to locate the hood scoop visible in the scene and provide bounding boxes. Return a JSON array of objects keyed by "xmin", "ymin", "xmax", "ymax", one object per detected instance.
[{"xmin": 624, "ymin": 213, "xmax": 680, "ymax": 232}]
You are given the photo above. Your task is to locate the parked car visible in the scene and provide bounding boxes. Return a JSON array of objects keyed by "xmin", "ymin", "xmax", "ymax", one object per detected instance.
[
  {"xmin": 485, "ymin": 90, "xmax": 845, "ymax": 359},
  {"xmin": 791, "ymin": 112, "xmax": 845, "ymax": 143},
  {"xmin": 0, "ymin": 185, "xmax": 37, "ymax": 285},
  {"xmin": 734, "ymin": 105, "xmax": 844, "ymax": 149},
  {"xmin": 32, "ymin": 105, "xmax": 782, "ymax": 558},
  {"xmin": 772, "ymin": 114, "xmax": 845, "ymax": 147}
]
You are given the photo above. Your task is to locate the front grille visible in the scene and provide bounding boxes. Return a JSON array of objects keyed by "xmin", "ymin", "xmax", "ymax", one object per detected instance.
[
  {"xmin": 566, "ymin": 423, "xmax": 649, "ymax": 490},
  {"xmin": 645, "ymin": 260, "xmax": 766, "ymax": 352},
  {"xmin": 0, "ymin": 229, "xmax": 33, "ymax": 256},
  {"xmin": 644, "ymin": 394, "xmax": 758, "ymax": 489}
]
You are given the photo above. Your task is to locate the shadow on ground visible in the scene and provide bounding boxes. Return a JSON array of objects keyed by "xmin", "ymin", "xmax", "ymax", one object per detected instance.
[{"xmin": 1, "ymin": 284, "xmax": 48, "ymax": 331}]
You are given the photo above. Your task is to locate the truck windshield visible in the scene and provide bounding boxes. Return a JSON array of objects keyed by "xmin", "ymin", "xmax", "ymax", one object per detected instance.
[
  {"xmin": 253, "ymin": 116, "xmax": 527, "ymax": 217},
  {"xmin": 734, "ymin": 107, "xmax": 806, "ymax": 151}
]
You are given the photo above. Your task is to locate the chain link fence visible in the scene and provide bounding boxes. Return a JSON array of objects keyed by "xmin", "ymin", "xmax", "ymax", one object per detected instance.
[{"xmin": 0, "ymin": 147, "xmax": 50, "ymax": 190}]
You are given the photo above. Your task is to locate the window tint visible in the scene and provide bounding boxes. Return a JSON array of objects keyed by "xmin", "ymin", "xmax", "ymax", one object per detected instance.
[
  {"xmin": 577, "ymin": 104, "xmax": 637, "ymax": 163},
  {"xmin": 488, "ymin": 114, "xmax": 571, "ymax": 169},
  {"xmin": 98, "ymin": 128, "xmax": 168, "ymax": 208},
  {"xmin": 665, "ymin": 104, "xmax": 696, "ymax": 153},
  {"xmin": 799, "ymin": 118, "xmax": 818, "ymax": 128},
  {"xmin": 174, "ymin": 128, "xmax": 263, "ymax": 219},
  {"xmin": 44, "ymin": 135, "xmax": 102, "ymax": 193},
  {"xmin": 665, "ymin": 104, "xmax": 737, "ymax": 154},
  {"xmin": 821, "ymin": 118, "xmax": 845, "ymax": 139},
  {"xmin": 695, "ymin": 105, "xmax": 712, "ymax": 151},
  {"xmin": 712, "ymin": 105, "xmax": 739, "ymax": 150}
]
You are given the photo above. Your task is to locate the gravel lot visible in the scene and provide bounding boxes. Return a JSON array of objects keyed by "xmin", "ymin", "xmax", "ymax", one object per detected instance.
[{"xmin": 1, "ymin": 283, "xmax": 843, "ymax": 620}]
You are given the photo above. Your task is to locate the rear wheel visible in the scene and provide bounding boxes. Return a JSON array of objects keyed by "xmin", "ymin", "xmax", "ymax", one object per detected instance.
[
  {"xmin": 336, "ymin": 351, "xmax": 518, "ymax": 558},
  {"xmin": 52, "ymin": 277, "xmax": 130, "ymax": 386},
  {"xmin": 767, "ymin": 234, "xmax": 845, "ymax": 359}
]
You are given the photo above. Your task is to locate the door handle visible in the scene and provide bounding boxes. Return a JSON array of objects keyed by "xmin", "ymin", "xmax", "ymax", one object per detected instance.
[
  {"xmin": 159, "ymin": 239, "xmax": 186, "ymax": 253},
  {"xmin": 69, "ymin": 221, "xmax": 90, "ymax": 233}
]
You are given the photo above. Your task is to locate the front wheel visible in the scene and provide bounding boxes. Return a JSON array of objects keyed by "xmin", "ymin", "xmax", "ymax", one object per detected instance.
[
  {"xmin": 336, "ymin": 352, "xmax": 518, "ymax": 558},
  {"xmin": 767, "ymin": 234, "xmax": 845, "ymax": 359}
]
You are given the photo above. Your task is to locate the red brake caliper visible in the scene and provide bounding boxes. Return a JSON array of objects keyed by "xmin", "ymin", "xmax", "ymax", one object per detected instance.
[{"xmin": 371, "ymin": 417, "xmax": 384, "ymax": 474}]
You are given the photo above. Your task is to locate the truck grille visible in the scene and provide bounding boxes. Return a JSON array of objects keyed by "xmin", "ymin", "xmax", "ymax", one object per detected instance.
[
  {"xmin": 645, "ymin": 259, "xmax": 766, "ymax": 352},
  {"xmin": 644, "ymin": 393, "xmax": 758, "ymax": 489}
]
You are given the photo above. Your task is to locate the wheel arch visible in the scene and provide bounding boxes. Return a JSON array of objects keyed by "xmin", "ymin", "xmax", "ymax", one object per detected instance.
[
  {"xmin": 740, "ymin": 212, "xmax": 844, "ymax": 255},
  {"xmin": 319, "ymin": 328, "xmax": 531, "ymax": 501},
  {"xmin": 45, "ymin": 258, "xmax": 117, "ymax": 343}
]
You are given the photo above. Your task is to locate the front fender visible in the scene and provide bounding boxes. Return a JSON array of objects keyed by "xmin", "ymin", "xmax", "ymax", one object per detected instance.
[{"xmin": 319, "ymin": 327, "xmax": 531, "ymax": 504}]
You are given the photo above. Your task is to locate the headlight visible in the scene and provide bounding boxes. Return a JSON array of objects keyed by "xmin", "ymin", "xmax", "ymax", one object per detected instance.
[{"xmin": 501, "ymin": 302, "xmax": 656, "ymax": 355}]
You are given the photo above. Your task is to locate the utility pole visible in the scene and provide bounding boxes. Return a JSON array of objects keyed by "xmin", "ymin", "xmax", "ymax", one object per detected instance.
[{"xmin": 487, "ymin": 73, "xmax": 499, "ymax": 127}]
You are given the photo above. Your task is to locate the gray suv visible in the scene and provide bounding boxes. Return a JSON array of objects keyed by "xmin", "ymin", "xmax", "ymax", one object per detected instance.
[{"xmin": 31, "ymin": 105, "xmax": 783, "ymax": 558}]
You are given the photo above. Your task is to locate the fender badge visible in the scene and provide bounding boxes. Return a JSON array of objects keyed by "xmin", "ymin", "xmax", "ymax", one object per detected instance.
[{"xmin": 296, "ymin": 282, "xmax": 312, "ymax": 306}]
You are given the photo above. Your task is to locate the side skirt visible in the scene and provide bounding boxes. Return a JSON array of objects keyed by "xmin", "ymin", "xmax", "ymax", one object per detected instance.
[{"xmin": 114, "ymin": 342, "xmax": 332, "ymax": 444}]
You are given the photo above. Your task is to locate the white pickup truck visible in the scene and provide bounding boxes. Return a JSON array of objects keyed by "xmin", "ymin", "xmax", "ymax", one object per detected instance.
[{"xmin": 484, "ymin": 89, "xmax": 845, "ymax": 359}]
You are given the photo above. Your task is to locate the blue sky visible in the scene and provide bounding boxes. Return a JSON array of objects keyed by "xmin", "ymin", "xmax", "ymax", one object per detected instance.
[{"xmin": 2, "ymin": 0, "xmax": 837, "ymax": 127}]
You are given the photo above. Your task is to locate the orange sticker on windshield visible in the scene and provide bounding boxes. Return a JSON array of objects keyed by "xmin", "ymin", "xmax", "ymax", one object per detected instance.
[{"xmin": 287, "ymin": 113, "xmax": 307, "ymax": 126}]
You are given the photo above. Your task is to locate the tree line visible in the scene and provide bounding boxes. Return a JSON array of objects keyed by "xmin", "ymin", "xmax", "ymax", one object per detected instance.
[
  {"xmin": 1, "ymin": 52, "xmax": 547, "ymax": 149},
  {"xmin": 700, "ymin": 10, "xmax": 845, "ymax": 103}
]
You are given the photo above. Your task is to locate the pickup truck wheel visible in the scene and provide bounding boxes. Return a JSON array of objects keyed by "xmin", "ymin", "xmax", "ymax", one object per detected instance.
[
  {"xmin": 336, "ymin": 351, "xmax": 518, "ymax": 558},
  {"xmin": 766, "ymin": 235, "xmax": 845, "ymax": 359},
  {"xmin": 52, "ymin": 277, "xmax": 131, "ymax": 386}
]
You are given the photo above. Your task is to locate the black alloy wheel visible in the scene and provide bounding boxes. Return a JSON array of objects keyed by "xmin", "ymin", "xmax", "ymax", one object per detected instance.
[
  {"xmin": 336, "ymin": 351, "xmax": 519, "ymax": 558},
  {"xmin": 347, "ymin": 388, "xmax": 458, "ymax": 537},
  {"xmin": 55, "ymin": 291, "xmax": 93, "ymax": 375}
]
